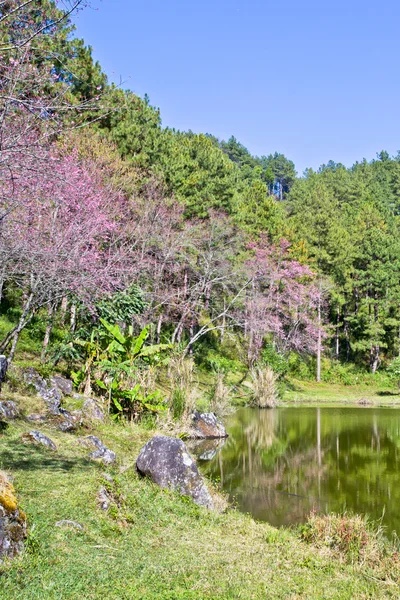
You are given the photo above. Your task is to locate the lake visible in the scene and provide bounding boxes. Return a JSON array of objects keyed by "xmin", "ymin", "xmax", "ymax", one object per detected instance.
[{"xmin": 193, "ymin": 406, "xmax": 400, "ymax": 534}]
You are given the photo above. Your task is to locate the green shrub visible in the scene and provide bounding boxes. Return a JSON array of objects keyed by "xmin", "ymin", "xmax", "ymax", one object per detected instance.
[{"xmin": 260, "ymin": 344, "xmax": 289, "ymax": 376}]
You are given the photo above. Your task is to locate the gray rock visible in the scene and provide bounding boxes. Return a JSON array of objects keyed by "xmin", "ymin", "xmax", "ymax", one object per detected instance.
[
  {"xmin": 82, "ymin": 399, "xmax": 105, "ymax": 422},
  {"xmin": 189, "ymin": 411, "xmax": 228, "ymax": 439},
  {"xmin": 97, "ymin": 487, "xmax": 112, "ymax": 511},
  {"xmin": 136, "ymin": 435, "xmax": 214, "ymax": 509},
  {"xmin": 0, "ymin": 356, "xmax": 8, "ymax": 390},
  {"xmin": 58, "ymin": 419, "xmax": 76, "ymax": 432},
  {"xmin": 50, "ymin": 375, "xmax": 73, "ymax": 396},
  {"xmin": 56, "ymin": 409, "xmax": 82, "ymax": 432},
  {"xmin": 23, "ymin": 368, "xmax": 62, "ymax": 415},
  {"xmin": 0, "ymin": 401, "xmax": 19, "ymax": 420},
  {"xmin": 55, "ymin": 520, "xmax": 83, "ymax": 530},
  {"xmin": 26, "ymin": 413, "xmax": 47, "ymax": 423},
  {"xmin": 79, "ymin": 436, "xmax": 116, "ymax": 465},
  {"xmin": 21, "ymin": 430, "xmax": 57, "ymax": 451},
  {"xmin": 0, "ymin": 472, "xmax": 27, "ymax": 559}
]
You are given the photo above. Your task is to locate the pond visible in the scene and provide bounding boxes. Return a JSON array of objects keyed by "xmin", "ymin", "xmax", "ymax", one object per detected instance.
[{"xmin": 192, "ymin": 407, "xmax": 400, "ymax": 535}]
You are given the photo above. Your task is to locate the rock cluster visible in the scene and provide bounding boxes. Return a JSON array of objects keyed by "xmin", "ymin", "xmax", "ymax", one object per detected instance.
[
  {"xmin": 0, "ymin": 472, "xmax": 27, "ymax": 559},
  {"xmin": 136, "ymin": 435, "xmax": 214, "ymax": 509},
  {"xmin": 23, "ymin": 368, "xmax": 68, "ymax": 415}
]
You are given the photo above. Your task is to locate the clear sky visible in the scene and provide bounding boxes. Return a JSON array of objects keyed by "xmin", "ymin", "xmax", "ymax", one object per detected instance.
[{"xmin": 74, "ymin": 0, "xmax": 400, "ymax": 174}]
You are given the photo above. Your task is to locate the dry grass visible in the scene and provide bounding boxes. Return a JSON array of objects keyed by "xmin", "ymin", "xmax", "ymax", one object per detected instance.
[
  {"xmin": 167, "ymin": 357, "xmax": 197, "ymax": 422},
  {"xmin": 300, "ymin": 512, "xmax": 400, "ymax": 582},
  {"xmin": 209, "ymin": 373, "xmax": 233, "ymax": 417},
  {"xmin": 250, "ymin": 366, "xmax": 278, "ymax": 408}
]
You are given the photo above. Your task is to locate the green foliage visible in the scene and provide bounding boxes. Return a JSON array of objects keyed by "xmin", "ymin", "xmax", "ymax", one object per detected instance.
[
  {"xmin": 202, "ymin": 349, "xmax": 244, "ymax": 374},
  {"xmin": 387, "ymin": 356, "xmax": 400, "ymax": 388},
  {"xmin": 260, "ymin": 344, "xmax": 289, "ymax": 376},
  {"xmin": 96, "ymin": 285, "xmax": 145, "ymax": 324},
  {"xmin": 72, "ymin": 320, "xmax": 172, "ymax": 420},
  {"xmin": 171, "ymin": 387, "xmax": 186, "ymax": 421}
]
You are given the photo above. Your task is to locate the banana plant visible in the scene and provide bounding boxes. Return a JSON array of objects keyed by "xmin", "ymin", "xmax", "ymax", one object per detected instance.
[{"xmin": 73, "ymin": 319, "xmax": 172, "ymax": 419}]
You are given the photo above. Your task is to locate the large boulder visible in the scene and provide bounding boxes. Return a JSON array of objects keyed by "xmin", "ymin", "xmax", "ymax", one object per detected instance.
[
  {"xmin": 136, "ymin": 435, "xmax": 214, "ymax": 509},
  {"xmin": 0, "ymin": 472, "xmax": 27, "ymax": 559},
  {"xmin": 189, "ymin": 411, "xmax": 228, "ymax": 439}
]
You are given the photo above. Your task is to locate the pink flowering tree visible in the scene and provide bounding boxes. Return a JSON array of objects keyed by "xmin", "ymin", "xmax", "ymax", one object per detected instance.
[
  {"xmin": 243, "ymin": 237, "xmax": 325, "ymax": 365},
  {"xmin": 0, "ymin": 144, "xmax": 130, "ymax": 360}
]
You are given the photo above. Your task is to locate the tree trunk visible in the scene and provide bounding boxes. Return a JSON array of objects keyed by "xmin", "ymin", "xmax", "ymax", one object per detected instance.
[
  {"xmin": 188, "ymin": 319, "xmax": 194, "ymax": 356},
  {"xmin": 41, "ymin": 303, "xmax": 55, "ymax": 361},
  {"xmin": 335, "ymin": 307, "xmax": 340, "ymax": 360},
  {"xmin": 156, "ymin": 314, "xmax": 162, "ymax": 345},
  {"xmin": 60, "ymin": 296, "xmax": 68, "ymax": 323},
  {"xmin": 70, "ymin": 302, "xmax": 76, "ymax": 333},
  {"xmin": 370, "ymin": 344, "xmax": 380, "ymax": 374},
  {"xmin": 8, "ymin": 291, "xmax": 35, "ymax": 362},
  {"xmin": 220, "ymin": 298, "xmax": 226, "ymax": 343},
  {"xmin": 316, "ymin": 295, "xmax": 322, "ymax": 383}
]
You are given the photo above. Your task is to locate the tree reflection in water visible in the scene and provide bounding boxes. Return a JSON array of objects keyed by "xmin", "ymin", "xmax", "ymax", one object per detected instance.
[{"xmin": 200, "ymin": 407, "xmax": 400, "ymax": 533}]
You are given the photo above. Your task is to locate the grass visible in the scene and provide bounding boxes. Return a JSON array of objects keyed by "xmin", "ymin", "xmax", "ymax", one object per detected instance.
[
  {"xmin": 0, "ymin": 392, "xmax": 399, "ymax": 599},
  {"xmin": 282, "ymin": 380, "xmax": 400, "ymax": 407}
]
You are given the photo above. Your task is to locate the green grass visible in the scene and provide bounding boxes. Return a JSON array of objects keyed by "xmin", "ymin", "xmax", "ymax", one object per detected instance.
[
  {"xmin": 0, "ymin": 393, "xmax": 399, "ymax": 599},
  {"xmin": 282, "ymin": 380, "xmax": 400, "ymax": 407}
]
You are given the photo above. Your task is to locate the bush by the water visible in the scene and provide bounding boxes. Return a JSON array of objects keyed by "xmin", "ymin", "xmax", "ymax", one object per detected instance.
[{"xmin": 249, "ymin": 366, "xmax": 278, "ymax": 408}]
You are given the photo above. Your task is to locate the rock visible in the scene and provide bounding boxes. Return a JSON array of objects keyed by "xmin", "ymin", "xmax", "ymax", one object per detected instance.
[
  {"xmin": 50, "ymin": 375, "xmax": 73, "ymax": 396},
  {"xmin": 56, "ymin": 409, "xmax": 82, "ymax": 432},
  {"xmin": 0, "ymin": 401, "xmax": 19, "ymax": 420},
  {"xmin": 186, "ymin": 437, "xmax": 227, "ymax": 461},
  {"xmin": 26, "ymin": 413, "xmax": 47, "ymax": 423},
  {"xmin": 21, "ymin": 430, "xmax": 57, "ymax": 451},
  {"xmin": 136, "ymin": 435, "xmax": 214, "ymax": 509},
  {"xmin": 0, "ymin": 356, "xmax": 8, "ymax": 390},
  {"xmin": 189, "ymin": 411, "xmax": 228, "ymax": 439},
  {"xmin": 79, "ymin": 436, "xmax": 116, "ymax": 465},
  {"xmin": 82, "ymin": 399, "xmax": 105, "ymax": 422},
  {"xmin": 55, "ymin": 520, "xmax": 83, "ymax": 530},
  {"xmin": 58, "ymin": 419, "xmax": 76, "ymax": 432},
  {"xmin": 23, "ymin": 368, "xmax": 62, "ymax": 415},
  {"xmin": 357, "ymin": 397, "xmax": 373, "ymax": 406},
  {"xmin": 0, "ymin": 471, "xmax": 27, "ymax": 559},
  {"xmin": 97, "ymin": 487, "xmax": 112, "ymax": 511}
]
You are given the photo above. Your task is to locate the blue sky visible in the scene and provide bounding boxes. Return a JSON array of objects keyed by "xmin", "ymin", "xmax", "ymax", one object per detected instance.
[{"xmin": 74, "ymin": 0, "xmax": 400, "ymax": 174}]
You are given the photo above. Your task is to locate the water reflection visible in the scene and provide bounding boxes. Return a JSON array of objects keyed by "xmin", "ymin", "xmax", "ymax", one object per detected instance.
[
  {"xmin": 200, "ymin": 407, "xmax": 400, "ymax": 534},
  {"xmin": 187, "ymin": 437, "xmax": 227, "ymax": 461}
]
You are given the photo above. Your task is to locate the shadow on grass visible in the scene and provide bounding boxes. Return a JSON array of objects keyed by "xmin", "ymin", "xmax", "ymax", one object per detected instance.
[{"xmin": 0, "ymin": 439, "xmax": 96, "ymax": 473}]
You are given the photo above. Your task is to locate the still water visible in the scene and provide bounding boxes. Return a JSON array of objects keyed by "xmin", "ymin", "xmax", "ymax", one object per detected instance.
[{"xmin": 193, "ymin": 407, "xmax": 400, "ymax": 534}]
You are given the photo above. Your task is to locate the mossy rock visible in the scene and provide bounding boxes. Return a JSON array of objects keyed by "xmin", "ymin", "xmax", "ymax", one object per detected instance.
[{"xmin": 0, "ymin": 472, "xmax": 27, "ymax": 559}]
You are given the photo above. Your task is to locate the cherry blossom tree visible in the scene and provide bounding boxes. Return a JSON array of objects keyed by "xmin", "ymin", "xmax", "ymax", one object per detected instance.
[
  {"xmin": 243, "ymin": 237, "xmax": 324, "ymax": 364},
  {"xmin": 0, "ymin": 144, "xmax": 130, "ymax": 360}
]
